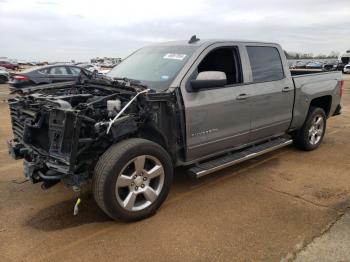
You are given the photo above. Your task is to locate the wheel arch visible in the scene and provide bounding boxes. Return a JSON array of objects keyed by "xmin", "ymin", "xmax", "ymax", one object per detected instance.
[
  {"xmin": 138, "ymin": 126, "xmax": 177, "ymax": 164},
  {"xmin": 309, "ymin": 95, "xmax": 332, "ymax": 117}
]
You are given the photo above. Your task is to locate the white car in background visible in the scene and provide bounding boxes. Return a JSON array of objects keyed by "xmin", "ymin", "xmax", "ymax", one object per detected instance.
[
  {"xmin": 99, "ymin": 68, "xmax": 111, "ymax": 74},
  {"xmin": 343, "ymin": 64, "xmax": 350, "ymax": 73},
  {"xmin": 76, "ymin": 63, "xmax": 101, "ymax": 74}
]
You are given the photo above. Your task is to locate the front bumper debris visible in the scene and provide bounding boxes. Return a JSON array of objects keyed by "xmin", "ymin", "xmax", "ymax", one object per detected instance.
[{"xmin": 7, "ymin": 139, "xmax": 23, "ymax": 160}]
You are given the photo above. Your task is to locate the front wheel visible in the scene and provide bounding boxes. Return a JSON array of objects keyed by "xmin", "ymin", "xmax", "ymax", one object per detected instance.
[
  {"xmin": 93, "ymin": 138, "xmax": 173, "ymax": 222},
  {"xmin": 292, "ymin": 107, "xmax": 326, "ymax": 151}
]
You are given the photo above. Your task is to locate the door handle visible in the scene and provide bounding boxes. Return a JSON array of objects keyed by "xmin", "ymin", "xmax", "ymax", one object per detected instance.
[
  {"xmin": 236, "ymin": 93, "xmax": 249, "ymax": 100},
  {"xmin": 282, "ymin": 87, "xmax": 292, "ymax": 92}
]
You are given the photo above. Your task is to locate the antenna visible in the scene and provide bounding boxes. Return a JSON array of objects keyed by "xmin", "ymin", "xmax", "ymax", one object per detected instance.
[{"xmin": 188, "ymin": 35, "xmax": 200, "ymax": 44}]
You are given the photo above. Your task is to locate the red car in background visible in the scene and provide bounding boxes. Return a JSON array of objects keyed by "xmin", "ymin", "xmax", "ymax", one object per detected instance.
[{"xmin": 0, "ymin": 60, "xmax": 19, "ymax": 70}]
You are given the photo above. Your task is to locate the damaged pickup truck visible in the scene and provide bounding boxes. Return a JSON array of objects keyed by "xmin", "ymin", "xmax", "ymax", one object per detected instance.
[{"xmin": 8, "ymin": 37, "xmax": 343, "ymax": 221}]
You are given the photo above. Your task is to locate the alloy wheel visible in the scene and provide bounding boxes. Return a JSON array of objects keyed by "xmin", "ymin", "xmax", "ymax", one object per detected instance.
[
  {"xmin": 308, "ymin": 114, "xmax": 324, "ymax": 145},
  {"xmin": 115, "ymin": 155, "xmax": 165, "ymax": 212}
]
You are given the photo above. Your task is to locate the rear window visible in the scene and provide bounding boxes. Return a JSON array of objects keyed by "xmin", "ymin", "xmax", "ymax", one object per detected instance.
[
  {"xmin": 38, "ymin": 68, "xmax": 50, "ymax": 74},
  {"xmin": 247, "ymin": 46, "xmax": 284, "ymax": 83}
]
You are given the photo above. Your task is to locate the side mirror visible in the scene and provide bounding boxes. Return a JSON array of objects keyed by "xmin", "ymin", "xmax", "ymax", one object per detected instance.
[{"xmin": 190, "ymin": 71, "xmax": 227, "ymax": 91}]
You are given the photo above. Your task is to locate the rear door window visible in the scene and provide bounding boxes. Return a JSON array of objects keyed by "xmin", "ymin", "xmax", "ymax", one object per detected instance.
[
  {"xmin": 49, "ymin": 66, "xmax": 70, "ymax": 75},
  {"xmin": 38, "ymin": 68, "xmax": 50, "ymax": 74},
  {"xmin": 247, "ymin": 46, "xmax": 284, "ymax": 83}
]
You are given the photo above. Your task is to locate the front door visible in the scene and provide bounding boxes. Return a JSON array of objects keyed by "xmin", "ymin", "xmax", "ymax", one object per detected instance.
[{"xmin": 180, "ymin": 44, "xmax": 252, "ymax": 161}]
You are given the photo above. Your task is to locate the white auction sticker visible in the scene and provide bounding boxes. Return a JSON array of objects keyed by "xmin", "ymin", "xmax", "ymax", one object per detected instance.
[{"xmin": 163, "ymin": 53, "xmax": 187, "ymax": 60}]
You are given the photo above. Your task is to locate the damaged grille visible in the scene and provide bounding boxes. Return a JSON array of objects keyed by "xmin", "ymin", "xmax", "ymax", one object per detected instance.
[
  {"xmin": 9, "ymin": 98, "xmax": 53, "ymax": 152},
  {"xmin": 9, "ymin": 100, "xmax": 37, "ymax": 140}
]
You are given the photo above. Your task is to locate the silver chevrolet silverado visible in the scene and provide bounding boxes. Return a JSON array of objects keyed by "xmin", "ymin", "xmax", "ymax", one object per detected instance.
[{"xmin": 7, "ymin": 37, "xmax": 343, "ymax": 221}]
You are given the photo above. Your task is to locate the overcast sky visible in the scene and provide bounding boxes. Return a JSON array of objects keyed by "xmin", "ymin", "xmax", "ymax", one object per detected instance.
[{"xmin": 0, "ymin": 0, "xmax": 349, "ymax": 61}]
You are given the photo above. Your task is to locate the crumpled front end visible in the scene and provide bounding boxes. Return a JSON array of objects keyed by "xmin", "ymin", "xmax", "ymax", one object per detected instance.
[
  {"xmin": 7, "ymin": 81, "xmax": 144, "ymax": 190},
  {"xmin": 8, "ymin": 99, "xmax": 87, "ymax": 189}
]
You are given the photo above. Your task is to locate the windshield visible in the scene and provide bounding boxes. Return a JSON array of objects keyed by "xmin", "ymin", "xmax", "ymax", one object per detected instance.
[{"xmin": 107, "ymin": 46, "xmax": 196, "ymax": 91}]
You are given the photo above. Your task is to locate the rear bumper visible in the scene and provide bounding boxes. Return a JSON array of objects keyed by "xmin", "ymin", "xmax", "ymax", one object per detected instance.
[{"xmin": 9, "ymin": 80, "xmax": 34, "ymax": 88}]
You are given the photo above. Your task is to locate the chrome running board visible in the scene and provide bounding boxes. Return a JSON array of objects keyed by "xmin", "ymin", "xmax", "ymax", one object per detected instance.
[{"xmin": 188, "ymin": 137, "xmax": 292, "ymax": 178}]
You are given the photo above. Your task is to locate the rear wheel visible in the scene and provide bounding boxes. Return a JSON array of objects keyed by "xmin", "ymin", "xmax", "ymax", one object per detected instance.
[
  {"xmin": 292, "ymin": 107, "xmax": 326, "ymax": 151},
  {"xmin": 93, "ymin": 138, "xmax": 173, "ymax": 222}
]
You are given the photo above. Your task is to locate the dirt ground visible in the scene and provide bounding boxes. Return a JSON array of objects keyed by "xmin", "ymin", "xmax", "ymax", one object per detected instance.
[{"xmin": 0, "ymin": 75, "xmax": 349, "ymax": 262}]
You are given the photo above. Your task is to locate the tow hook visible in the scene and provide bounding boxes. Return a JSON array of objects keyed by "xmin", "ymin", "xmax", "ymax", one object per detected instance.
[{"xmin": 73, "ymin": 198, "xmax": 81, "ymax": 216}]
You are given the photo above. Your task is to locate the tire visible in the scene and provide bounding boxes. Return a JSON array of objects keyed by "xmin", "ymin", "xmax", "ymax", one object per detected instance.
[
  {"xmin": 0, "ymin": 75, "xmax": 7, "ymax": 84},
  {"xmin": 292, "ymin": 107, "xmax": 326, "ymax": 151},
  {"xmin": 93, "ymin": 138, "xmax": 173, "ymax": 222}
]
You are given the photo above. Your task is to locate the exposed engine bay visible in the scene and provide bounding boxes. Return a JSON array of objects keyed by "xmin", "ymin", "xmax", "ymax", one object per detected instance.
[{"xmin": 7, "ymin": 79, "xmax": 180, "ymax": 190}]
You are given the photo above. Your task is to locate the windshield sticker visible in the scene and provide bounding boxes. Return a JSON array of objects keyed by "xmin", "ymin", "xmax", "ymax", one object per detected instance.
[
  {"xmin": 160, "ymin": 75, "xmax": 169, "ymax": 80},
  {"xmin": 163, "ymin": 53, "xmax": 187, "ymax": 60}
]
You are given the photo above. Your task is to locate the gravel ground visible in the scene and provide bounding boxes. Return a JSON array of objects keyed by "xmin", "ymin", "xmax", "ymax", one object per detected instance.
[{"xmin": 0, "ymin": 74, "xmax": 349, "ymax": 262}]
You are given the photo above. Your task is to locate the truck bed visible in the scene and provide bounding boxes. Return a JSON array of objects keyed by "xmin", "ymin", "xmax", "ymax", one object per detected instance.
[
  {"xmin": 290, "ymin": 69, "xmax": 325, "ymax": 76},
  {"xmin": 290, "ymin": 70, "xmax": 342, "ymax": 130}
]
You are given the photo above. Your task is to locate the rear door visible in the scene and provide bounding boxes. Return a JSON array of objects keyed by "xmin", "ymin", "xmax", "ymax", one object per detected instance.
[
  {"xmin": 48, "ymin": 66, "xmax": 76, "ymax": 82},
  {"xmin": 34, "ymin": 67, "xmax": 52, "ymax": 83},
  {"xmin": 180, "ymin": 43, "xmax": 252, "ymax": 161},
  {"xmin": 244, "ymin": 45, "xmax": 294, "ymax": 141}
]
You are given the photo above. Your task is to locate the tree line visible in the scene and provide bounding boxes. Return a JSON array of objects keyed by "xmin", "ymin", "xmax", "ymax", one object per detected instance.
[{"xmin": 284, "ymin": 51, "xmax": 339, "ymax": 59}]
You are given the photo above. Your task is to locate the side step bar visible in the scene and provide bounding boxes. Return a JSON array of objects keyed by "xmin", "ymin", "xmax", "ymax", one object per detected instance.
[{"xmin": 188, "ymin": 137, "xmax": 292, "ymax": 178}]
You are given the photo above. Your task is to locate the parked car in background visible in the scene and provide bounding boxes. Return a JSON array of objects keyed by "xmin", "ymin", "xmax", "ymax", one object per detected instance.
[
  {"xmin": 343, "ymin": 64, "xmax": 350, "ymax": 74},
  {"xmin": 9, "ymin": 64, "xmax": 89, "ymax": 88},
  {"xmin": 306, "ymin": 61, "xmax": 323, "ymax": 69},
  {"xmin": 0, "ymin": 67, "xmax": 10, "ymax": 84},
  {"xmin": 340, "ymin": 50, "xmax": 350, "ymax": 67},
  {"xmin": 336, "ymin": 62, "xmax": 345, "ymax": 72},
  {"xmin": 99, "ymin": 68, "xmax": 112, "ymax": 74},
  {"xmin": 294, "ymin": 61, "xmax": 307, "ymax": 69},
  {"xmin": 77, "ymin": 63, "xmax": 101, "ymax": 73},
  {"xmin": 0, "ymin": 60, "xmax": 19, "ymax": 70},
  {"xmin": 17, "ymin": 60, "xmax": 28, "ymax": 66},
  {"xmin": 101, "ymin": 61, "xmax": 115, "ymax": 68},
  {"xmin": 323, "ymin": 62, "xmax": 338, "ymax": 71}
]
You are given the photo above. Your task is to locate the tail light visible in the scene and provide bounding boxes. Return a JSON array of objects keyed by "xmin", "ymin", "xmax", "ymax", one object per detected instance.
[
  {"xmin": 13, "ymin": 75, "xmax": 29, "ymax": 81},
  {"xmin": 340, "ymin": 79, "xmax": 344, "ymax": 98}
]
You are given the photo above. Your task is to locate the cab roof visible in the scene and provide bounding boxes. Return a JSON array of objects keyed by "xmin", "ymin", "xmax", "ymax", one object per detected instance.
[{"xmin": 150, "ymin": 39, "xmax": 278, "ymax": 47}]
